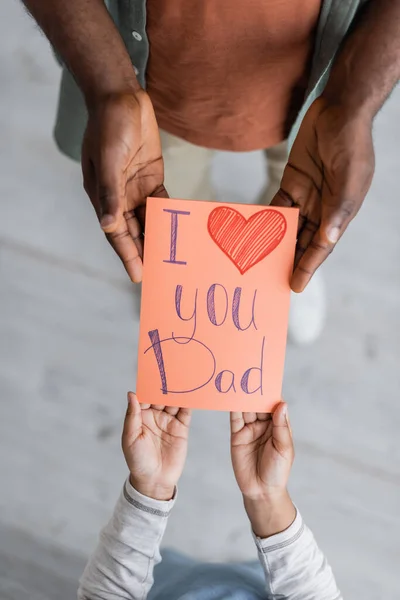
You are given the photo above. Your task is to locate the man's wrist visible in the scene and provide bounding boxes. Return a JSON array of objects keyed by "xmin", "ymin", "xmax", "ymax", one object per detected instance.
[
  {"xmin": 243, "ymin": 489, "xmax": 296, "ymax": 539},
  {"xmin": 314, "ymin": 93, "xmax": 373, "ymax": 134},
  {"xmin": 129, "ymin": 474, "xmax": 175, "ymax": 502},
  {"xmin": 321, "ymin": 42, "xmax": 377, "ymax": 123},
  {"xmin": 84, "ymin": 78, "xmax": 142, "ymax": 112},
  {"xmin": 322, "ymin": 85, "xmax": 375, "ymax": 125}
]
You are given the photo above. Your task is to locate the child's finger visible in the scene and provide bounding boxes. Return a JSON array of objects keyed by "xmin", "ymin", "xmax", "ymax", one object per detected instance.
[
  {"xmin": 230, "ymin": 412, "xmax": 245, "ymax": 434},
  {"xmin": 123, "ymin": 392, "xmax": 142, "ymax": 442},
  {"xmin": 272, "ymin": 402, "xmax": 293, "ymax": 453},
  {"xmin": 243, "ymin": 412, "xmax": 257, "ymax": 424},
  {"xmin": 176, "ymin": 407, "xmax": 192, "ymax": 427},
  {"xmin": 165, "ymin": 406, "xmax": 179, "ymax": 416},
  {"xmin": 256, "ymin": 412, "xmax": 270, "ymax": 421}
]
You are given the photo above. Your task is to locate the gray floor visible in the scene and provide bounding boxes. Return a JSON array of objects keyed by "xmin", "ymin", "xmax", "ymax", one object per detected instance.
[{"xmin": 1, "ymin": 3, "xmax": 400, "ymax": 599}]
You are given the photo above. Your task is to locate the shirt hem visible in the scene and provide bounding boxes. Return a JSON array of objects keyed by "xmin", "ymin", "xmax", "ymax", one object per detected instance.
[{"xmin": 155, "ymin": 116, "xmax": 288, "ymax": 153}]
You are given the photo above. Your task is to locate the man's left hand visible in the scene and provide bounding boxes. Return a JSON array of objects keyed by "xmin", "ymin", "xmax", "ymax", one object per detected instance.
[{"xmin": 271, "ymin": 96, "xmax": 375, "ymax": 292}]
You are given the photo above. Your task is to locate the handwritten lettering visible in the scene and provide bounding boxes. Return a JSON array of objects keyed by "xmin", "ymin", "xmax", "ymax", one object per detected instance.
[
  {"xmin": 215, "ymin": 370, "xmax": 236, "ymax": 394},
  {"xmin": 147, "ymin": 329, "xmax": 168, "ymax": 394},
  {"xmin": 145, "ymin": 332, "xmax": 216, "ymax": 394},
  {"xmin": 207, "ymin": 283, "xmax": 228, "ymax": 326},
  {"xmin": 173, "ymin": 284, "xmax": 198, "ymax": 342},
  {"xmin": 137, "ymin": 200, "xmax": 295, "ymax": 410},
  {"xmin": 146, "ymin": 330, "xmax": 265, "ymax": 396},
  {"xmin": 163, "ymin": 209, "xmax": 190, "ymax": 265},
  {"xmin": 240, "ymin": 337, "xmax": 265, "ymax": 394},
  {"xmin": 232, "ymin": 287, "xmax": 258, "ymax": 331}
]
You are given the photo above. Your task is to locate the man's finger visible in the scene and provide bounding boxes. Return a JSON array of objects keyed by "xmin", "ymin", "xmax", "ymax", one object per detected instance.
[
  {"xmin": 139, "ymin": 182, "xmax": 169, "ymax": 234},
  {"xmin": 271, "ymin": 187, "xmax": 308, "ymax": 239},
  {"xmin": 97, "ymin": 149, "xmax": 126, "ymax": 232},
  {"xmin": 270, "ymin": 188, "xmax": 306, "ymax": 234},
  {"xmin": 124, "ymin": 209, "xmax": 144, "ymax": 259},
  {"xmin": 123, "ymin": 181, "xmax": 169, "ymax": 262},
  {"xmin": 149, "ymin": 183, "xmax": 169, "ymax": 200},
  {"xmin": 294, "ymin": 218, "xmax": 319, "ymax": 268},
  {"xmin": 292, "ymin": 187, "xmax": 358, "ymax": 291},
  {"xmin": 291, "ymin": 227, "xmax": 334, "ymax": 292},
  {"xmin": 321, "ymin": 193, "xmax": 359, "ymax": 247},
  {"xmin": 82, "ymin": 157, "xmax": 101, "ymax": 218},
  {"xmin": 269, "ymin": 187, "xmax": 293, "ymax": 209},
  {"xmin": 106, "ymin": 222, "xmax": 143, "ymax": 283}
]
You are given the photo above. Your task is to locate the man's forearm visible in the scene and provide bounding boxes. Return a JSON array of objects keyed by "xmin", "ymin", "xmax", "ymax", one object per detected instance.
[
  {"xmin": 22, "ymin": 0, "xmax": 140, "ymax": 106},
  {"xmin": 323, "ymin": 0, "xmax": 400, "ymax": 120}
]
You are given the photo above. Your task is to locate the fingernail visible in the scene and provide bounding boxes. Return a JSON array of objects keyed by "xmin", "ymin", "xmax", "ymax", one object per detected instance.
[
  {"xmin": 282, "ymin": 403, "xmax": 288, "ymax": 417},
  {"xmin": 100, "ymin": 214, "xmax": 115, "ymax": 229},
  {"xmin": 327, "ymin": 225, "xmax": 340, "ymax": 244},
  {"xmin": 283, "ymin": 405, "xmax": 292, "ymax": 436}
]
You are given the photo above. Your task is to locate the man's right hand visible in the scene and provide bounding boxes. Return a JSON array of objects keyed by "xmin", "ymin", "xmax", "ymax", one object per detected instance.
[{"xmin": 82, "ymin": 90, "xmax": 168, "ymax": 282}]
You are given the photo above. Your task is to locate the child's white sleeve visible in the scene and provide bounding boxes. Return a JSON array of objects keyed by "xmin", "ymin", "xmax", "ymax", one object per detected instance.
[
  {"xmin": 254, "ymin": 510, "xmax": 343, "ymax": 600},
  {"xmin": 78, "ymin": 478, "xmax": 175, "ymax": 600}
]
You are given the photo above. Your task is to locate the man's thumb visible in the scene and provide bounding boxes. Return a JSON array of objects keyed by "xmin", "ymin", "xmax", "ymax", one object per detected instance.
[
  {"xmin": 98, "ymin": 164, "xmax": 125, "ymax": 232},
  {"xmin": 100, "ymin": 212, "xmax": 118, "ymax": 230}
]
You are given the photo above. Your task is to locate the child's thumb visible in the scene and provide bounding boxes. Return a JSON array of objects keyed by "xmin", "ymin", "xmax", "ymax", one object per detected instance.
[
  {"xmin": 272, "ymin": 402, "xmax": 293, "ymax": 452},
  {"xmin": 123, "ymin": 392, "xmax": 142, "ymax": 442}
]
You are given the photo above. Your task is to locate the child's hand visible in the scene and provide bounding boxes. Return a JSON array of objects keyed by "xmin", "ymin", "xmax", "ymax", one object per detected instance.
[
  {"xmin": 122, "ymin": 393, "xmax": 191, "ymax": 500},
  {"xmin": 230, "ymin": 403, "xmax": 296, "ymax": 537}
]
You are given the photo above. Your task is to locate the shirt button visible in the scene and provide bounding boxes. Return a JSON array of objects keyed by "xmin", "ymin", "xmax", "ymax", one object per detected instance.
[
  {"xmin": 132, "ymin": 31, "xmax": 142, "ymax": 41},
  {"xmin": 133, "ymin": 66, "xmax": 139, "ymax": 76}
]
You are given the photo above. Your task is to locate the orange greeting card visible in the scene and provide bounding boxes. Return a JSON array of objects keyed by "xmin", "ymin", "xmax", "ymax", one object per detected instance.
[{"xmin": 137, "ymin": 198, "xmax": 298, "ymax": 412}]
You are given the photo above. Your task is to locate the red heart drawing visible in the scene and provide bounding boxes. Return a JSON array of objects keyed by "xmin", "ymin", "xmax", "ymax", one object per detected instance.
[{"xmin": 207, "ymin": 207, "xmax": 287, "ymax": 274}]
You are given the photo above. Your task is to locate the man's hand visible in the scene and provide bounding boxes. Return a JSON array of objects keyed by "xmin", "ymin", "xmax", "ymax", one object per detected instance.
[
  {"xmin": 22, "ymin": 0, "xmax": 169, "ymax": 284},
  {"xmin": 272, "ymin": 0, "xmax": 400, "ymax": 293},
  {"xmin": 122, "ymin": 392, "xmax": 191, "ymax": 501},
  {"xmin": 82, "ymin": 91, "xmax": 168, "ymax": 283},
  {"xmin": 230, "ymin": 403, "xmax": 296, "ymax": 538},
  {"xmin": 272, "ymin": 97, "xmax": 374, "ymax": 292}
]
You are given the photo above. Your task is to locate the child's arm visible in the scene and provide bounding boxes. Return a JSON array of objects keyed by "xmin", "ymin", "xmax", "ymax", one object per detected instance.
[
  {"xmin": 78, "ymin": 393, "xmax": 191, "ymax": 599},
  {"xmin": 78, "ymin": 478, "xmax": 174, "ymax": 600},
  {"xmin": 254, "ymin": 508, "xmax": 342, "ymax": 600},
  {"xmin": 230, "ymin": 404, "xmax": 342, "ymax": 599}
]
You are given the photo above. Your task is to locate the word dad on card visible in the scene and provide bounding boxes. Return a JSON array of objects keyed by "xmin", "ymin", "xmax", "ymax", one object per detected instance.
[{"xmin": 137, "ymin": 198, "xmax": 298, "ymax": 412}]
